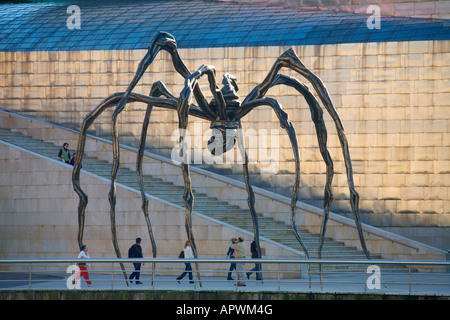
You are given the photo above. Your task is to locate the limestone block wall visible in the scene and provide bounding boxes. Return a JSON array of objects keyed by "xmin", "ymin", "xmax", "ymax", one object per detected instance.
[
  {"xmin": 0, "ymin": 140, "xmax": 303, "ymax": 276},
  {"xmin": 0, "ymin": 39, "xmax": 449, "ymax": 249},
  {"xmin": 1, "ymin": 110, "xmax": 445, "ymax": 265}
]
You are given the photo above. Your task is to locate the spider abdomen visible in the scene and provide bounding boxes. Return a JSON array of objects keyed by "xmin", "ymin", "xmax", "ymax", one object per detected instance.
[{"xmin": 207, "ymin": 120, "xmax": 239, "ymax": 156}]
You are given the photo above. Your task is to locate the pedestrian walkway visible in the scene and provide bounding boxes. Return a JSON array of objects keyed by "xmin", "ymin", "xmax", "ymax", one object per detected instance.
[{"xmin": 1, "ymin": 270, "xmax": 449, "ymax": 297}]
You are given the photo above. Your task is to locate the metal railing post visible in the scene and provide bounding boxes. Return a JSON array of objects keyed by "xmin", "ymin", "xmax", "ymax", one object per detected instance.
[
  {"xmin": 408, "ymin": 266, "xmax": 412, "ymax": 293},
  {"xmin": 364, "ymin": 263, "xmax": 367, "ymax": 293},
  {"xmin": 152, "ymin": 262, "xmax": 155, "ymax": 288},
  {"xmin": 152, "ymin": 263, "xmax": 155, "ymax": 290},
  {"xmin": 111, "ymin": 262, "xmax": 114, "ymax": 289},
  {"xmin": 447, "ymin": 250, "xmax": 450, "ymax": 273},
  {"xmin": 277, "ymin": 263, "xmax": 280, "ymax": 291},
  {"xmin": 28, "ymin": 262, "xmax": 32, "ymax": 289}
]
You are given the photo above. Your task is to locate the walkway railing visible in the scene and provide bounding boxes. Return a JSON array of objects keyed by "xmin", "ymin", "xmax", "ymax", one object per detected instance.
[{"xmin": 0, "ymin": 258, "xmax": 449, "ymax": 295}]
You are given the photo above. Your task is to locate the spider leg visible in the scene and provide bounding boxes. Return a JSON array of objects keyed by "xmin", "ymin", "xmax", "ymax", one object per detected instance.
[
  {"xmin": 71, "ymin": 93, "xmax": 129, "ymax": 284},
  {"xmin": 72, "ymin": 92, "xmax": 178, "ymax": 286},
  {"xmin": 136, "ymin": 82, "xmax": 177, "ymax": 256},
  {"xmin": 135, "ymin": 82, "xmax": 175, "ymax": 285},
  {"xmin": 237, "ymin": 97, "xmax": 311, "ymax": 287},
  {"xmin": 113, "ymin": 32, "xmax": 215, "ymax": 124},
  {"xmin": 243, "ymin": 48, "xmax": 370, "ymax": 259},
  {"xmin": 105, "ymin": 33, "xmax": 175, "ymax": 285},
  {"xmin": 204, "ymin": 67, "xmax": 227, "ymax": 120},
  {"xmin": 265, "ymin": 74, "xmax": 334, "ymax": 284},
  {"xmin": 235, "ymin": 120, "xmax": 262, "ymax": 280},
  {"xmin": 176, "ymin": 64, "xmax": 221, "ymax": 287},
  {"xmin": 107, "ymin": 32, "xmax": 217, "ymax": 257},
  {"xmin": 173, "ymin": 64, "xmax": 224, "ymax": 287},
  {"xmin": 72, "ymin": 93, "xmax": 125, "ymax": 249},
  {"xmin": 108, "ymin": 113, "xmax": 129, "ymax": 284},
  {"xmin": 105, "ymin": 32, "xmax": 209, "ymax": 285},
  {"xmin": 107, "ymin": 33, "xmax": 180, "ymax": 248},
  {"xmin": 105, "ymin": 32, "xmax": 218, "ymax": 281},
  {"xmin": 108, "ymin": 33, "xmax": 214, "ymax": 257}
]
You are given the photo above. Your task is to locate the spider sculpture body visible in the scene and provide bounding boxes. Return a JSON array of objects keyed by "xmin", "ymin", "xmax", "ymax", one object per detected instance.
[{"xmin": 72, "ymin": 31, "xmax": 370, "ymax": 286}]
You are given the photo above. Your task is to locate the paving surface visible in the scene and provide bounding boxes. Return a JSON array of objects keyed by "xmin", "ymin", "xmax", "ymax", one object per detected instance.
[{"xmin": 1, "ymin": 269, "xmax": 449, "ymax": 297}]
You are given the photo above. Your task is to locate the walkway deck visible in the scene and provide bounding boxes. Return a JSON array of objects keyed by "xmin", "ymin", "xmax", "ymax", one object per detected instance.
[{"xmin": 1, "ymin": 270, "xmax": 449, "ymax": 297}]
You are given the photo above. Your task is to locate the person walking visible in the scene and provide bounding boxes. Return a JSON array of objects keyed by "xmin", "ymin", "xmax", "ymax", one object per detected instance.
[
  {"xmin": 229, "ymin": 236, "xmax": 246, "ymax": 286},
  {"xmin": 128, "ymin": 237, "xmax": 144, "ymax": 284},
  {"xmin": 74, "ymin": 244, "xmax": 92, "ymax": 287},
  {"xmin": 247, "ymin": 240, "xmax": 262, "ymax": 280},
  {"xmin": 58, "ymin": 142, "xmax": 71, "ymax": 163},
  {"xmin": 226, "ymin": 238, "xmax": 237, "ymax": 280},
  {"xmin": 69, "ymin": 151, "xmax": 78, "ymax": 166},
  {"xmin": 177, "ymin": 240, "xmax": 194, "ymax": 284}
]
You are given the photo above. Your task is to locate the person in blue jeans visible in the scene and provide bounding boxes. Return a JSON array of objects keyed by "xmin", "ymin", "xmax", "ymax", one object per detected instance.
[
  {"xmin": 128, "ymin": 238, "xmax": 143, "ymax": 284},
  {"xmin": 177, "ymin": 240, "xmax": 194, "ymax": 284},
  {"xmin": 226, "ymin": 238, "xmax": 237, "ymax": 280},
  {"xmin": 247, "ymin": 240, "xmax": 262, "ymax": 281}
]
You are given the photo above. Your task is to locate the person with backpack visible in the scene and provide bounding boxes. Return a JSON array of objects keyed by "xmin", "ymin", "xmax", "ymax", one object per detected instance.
[{"xmin": 128, "ymin": 237, "xmax": 143, "ymax": 284}]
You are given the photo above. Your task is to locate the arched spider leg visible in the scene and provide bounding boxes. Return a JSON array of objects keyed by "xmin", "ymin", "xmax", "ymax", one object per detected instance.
[
  {"xmin": 176, "ymin": 64, "xmax": 222, "ymax": 287},
  {"xmin": 267, "ymin": 74, "xmax": 334, "ymax": 285},
  {"xmin": 270, "ymin": 75, "xmax": 334, "ymax": 258},
  {"xmin": 72, "ymin": 92, "xmax": 178, "ymax": 285},
  {"xmin": 135, "ymin": 81, "xmax": 177, "ymax": 284},
  {"xmin": 136, "ymin": 81, "xmax": 178, "ymax": 258},
  {"xmin": 234, "ymin": 97, "xmax": 311, "ymax": 287},
  {"xmin": 104, "ymin": 32, "xmax": 214, "ymax": 285},
  {"xmin": 244, "ymin": 48, "xmax": 370, "ymax": 259},
  {"xmin": 106, "ymin": 34, "xmax": 178, "ymax": 275},
  {"xmin": 204, "ymin": 68, "xmax": 263, "ymax": 277},
  {"xmin": 73, "ymin": 92, "xmax": 131, "ymax": 250},
  {"xmin": 235, "ymin": 120, "xmax": 262, "ymax": 280},
  {"xmin": 111, "ymin": 31, "xmax": 215, "ymax": 134},
  {"xmin": 108, "ymin": 32, "xmax": 211, "ymax": 253}
]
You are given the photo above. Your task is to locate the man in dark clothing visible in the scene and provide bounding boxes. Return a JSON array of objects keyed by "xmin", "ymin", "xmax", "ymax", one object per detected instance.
[
  {"xmin": 226, "ymin": 238, "xmax": 237, "ymax": 280},
  {"xmin": 128, "ymin": 237, "xmax": 143, "ymax": 284},
  {"xmin": 246, "ymin": 240, "xmax": 262, "ymax": 280}
]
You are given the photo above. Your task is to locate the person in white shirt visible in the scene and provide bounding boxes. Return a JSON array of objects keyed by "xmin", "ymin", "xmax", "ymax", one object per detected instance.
[
  {"xmin": 229, "ymin": 237, "xmax": 246, "ymax": 286},
  {"xmin": 176, "ymin": 240, "xmax": 194, "ymax": 283},
  {"xmin": 75, "ymin": 244, "xmax": 92, "ymax": 287}
]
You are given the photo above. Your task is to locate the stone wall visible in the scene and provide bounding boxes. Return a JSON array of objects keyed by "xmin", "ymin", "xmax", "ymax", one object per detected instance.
[
  {"xmin": 0, "ymin": 39, "xmax": 449, "ymax": 249},
  {"xmin": 1, "ymin": 110, "xmax": 445, "ymax": 265},
  {"xmin": 0, "ymin": 140, "xmax": 303, "ymax": 276}
]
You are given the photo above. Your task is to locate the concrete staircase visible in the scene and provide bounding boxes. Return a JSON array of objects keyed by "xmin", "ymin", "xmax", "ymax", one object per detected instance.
[{"xmin": 1, "ymin": 127, "xmax": 389, "ymax": 273}]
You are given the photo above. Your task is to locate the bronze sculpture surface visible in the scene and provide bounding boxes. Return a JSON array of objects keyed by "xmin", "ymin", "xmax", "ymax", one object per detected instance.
[{"xmin": 72, "ymin": 31, "xmax": 370, "ymax": 286}]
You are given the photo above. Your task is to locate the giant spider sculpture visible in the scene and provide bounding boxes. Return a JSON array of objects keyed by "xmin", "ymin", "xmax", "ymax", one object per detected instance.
[{"xmin": 72, "ymin": 31, "xmax": 370, "ymax": 286}]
